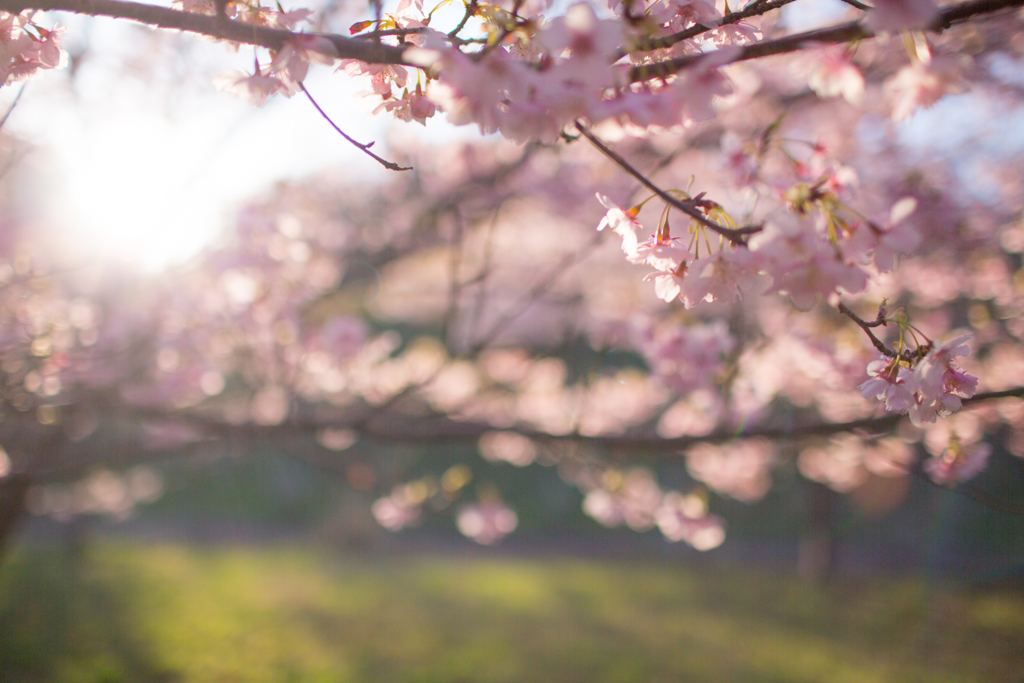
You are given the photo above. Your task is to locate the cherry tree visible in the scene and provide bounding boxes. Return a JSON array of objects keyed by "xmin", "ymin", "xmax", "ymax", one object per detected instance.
[{"xmin": 0, "ymin": 0, "xmax": 1023, "ymax": 572}]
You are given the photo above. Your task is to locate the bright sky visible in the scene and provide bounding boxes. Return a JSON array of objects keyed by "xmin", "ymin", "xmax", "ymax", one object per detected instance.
[{"xmin": 1, "ymin": 4, "xmax": 472, "ymax": 270}]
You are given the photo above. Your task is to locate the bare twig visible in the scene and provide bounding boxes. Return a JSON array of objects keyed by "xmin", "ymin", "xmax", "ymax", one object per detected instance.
[
  {"xmin": 466, "ymin": 205, "xmax": 502, "ymax": 346},
  {"xmin": 838, "ymin": 301, "xmax": 916, "ymax": 362},
  {"xmin": 448, "ymin": 0, "xmax": 477, "ymax": 39},
  {"xmin": 301, "ymin": 83, "xmax": 412, "ymax": 172},
  {"xmin": 467, "ymin": 230, "xmax": 605, "ymax": 356},
  {"xmin": 441, "ymin": 208, "xmax": 466, "ymax": 346},
  {"xmin": 576, "ymin": 122, "xmax": 761, "ymax": 245},
  {"xmin": 353, "ymin": 25, "xmax": 430, "ymax": 39},
  {"xmin": 0, "ymin": 83, "xmax": 26, "ymax": 132}
]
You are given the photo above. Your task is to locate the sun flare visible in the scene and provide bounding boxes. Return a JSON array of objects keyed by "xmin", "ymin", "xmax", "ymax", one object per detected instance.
[{"xmin": 59, "ymin": 115, "xmax": 225, "ymax": 271}]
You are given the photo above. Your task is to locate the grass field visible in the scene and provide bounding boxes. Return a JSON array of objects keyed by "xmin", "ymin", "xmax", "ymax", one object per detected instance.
[{"xmin": 1, "ymin": 542, "xmax": 1022, "ymax": 683}]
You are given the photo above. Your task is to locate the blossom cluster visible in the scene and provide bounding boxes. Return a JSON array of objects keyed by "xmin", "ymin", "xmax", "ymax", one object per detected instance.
[
  {"xmin": 859, "ymin": 334, "xmax": 978, "ymax": 426},
  {"xmin": 321, "ymin": 0, "xmax": 970, "ymax": 138},
  {"xmin": 579, "ymin": 467, "xmax": 725, "ymax": 550},
  {"xmin": 595, "ymin": 180, "xmax": 919, "ymax": 311},
  {"xmin": 0, "ymin": 10, "xmax": 66, "ymax": 87}
]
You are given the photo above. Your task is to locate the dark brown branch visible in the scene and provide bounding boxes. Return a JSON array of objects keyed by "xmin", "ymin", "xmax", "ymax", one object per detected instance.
[
  {"xmin": 839, "ymin": 301, "xmax": 892, "ymax": 356},
  {"xmin": 838, "ymin": 301, "xmax": 916, "ymax": 362},
  {"xmin": 447, "ymin": 0, "xmax": 477, "ymax": 39},
  {"xmin": 0, "ymin": 0, "xmax": 411, "ymax": 65},
  {"xmin": 633, "ymin": 0, "xmax": 797, "ymax": 54},
  {"xmin": 629, "ymin": 0, "xmax": 1024, "ymax": 83},
  {"xmin": 301, "ymin": 84, "xmax": 412, "ymax": 172},
  {"xmin": 576, "ymin": 122, "xmax": 761, "ymax": 245},
  {"xmin": 98, "ymin": 386, "xmax": 1024, "ymax": 459},
  {"xmin": 354, "ymin": 26, "xmax": 430, "ymax": 39}
]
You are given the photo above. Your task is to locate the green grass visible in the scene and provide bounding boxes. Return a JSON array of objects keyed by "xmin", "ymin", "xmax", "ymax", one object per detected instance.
[{"xmin": 1, "ymin": 543, "xmax": 1021, "ymax": 683}]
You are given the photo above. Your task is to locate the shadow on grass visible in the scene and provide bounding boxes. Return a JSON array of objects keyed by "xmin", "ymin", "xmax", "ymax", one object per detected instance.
[
  {"xmin": 0, "ymin": 545, "xmax": 179, "ymax": 683},
  {"xmin": 2, "ymin": 543, "xmax": 1023, "ymax": 683}
]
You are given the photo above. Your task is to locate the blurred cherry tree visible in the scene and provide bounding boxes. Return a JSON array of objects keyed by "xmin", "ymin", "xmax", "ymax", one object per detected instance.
[{"xmin": 0, "ymin": 0, "xmax": 1023, "ymax": 576}]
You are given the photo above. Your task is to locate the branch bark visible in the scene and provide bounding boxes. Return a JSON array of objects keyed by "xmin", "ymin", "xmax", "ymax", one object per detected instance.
[
  {"xmin": 0, "ymin": 474, "xmax": 30, "ymax": 561},
  {"xmin": 629, "ymin": 0, "xmax": 1024, "ymax": 83},
  {"xmin": 0, "ymin": 0, "xmax": 410, "ymax": 64}
]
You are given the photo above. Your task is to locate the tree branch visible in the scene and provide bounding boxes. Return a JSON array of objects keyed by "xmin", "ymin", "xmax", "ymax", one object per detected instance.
[
  {"xmin": 632, "ymin": 0, "xmax": 797, "ymax": 54},
  {"xmin": 301, "ymin": 84, "xmax": 412, "ymax": 172},
  {"xmin": 629, "ymin": 0, "xmax": 1024, "ymax": 83},
  {"xmin": 576, "ymin": 122, "xmax": 761, "ymax": 245},
  {"xmin": 0, "ymin": 0, "xmax": 411, "ymax": 65}
]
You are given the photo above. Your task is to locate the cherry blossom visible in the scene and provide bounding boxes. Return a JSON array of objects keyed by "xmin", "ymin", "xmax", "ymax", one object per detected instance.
[
  {"xmin": 803, "ymin": 45, "xmax": 865, "ymax": 106},
  {"xmin": 655, "ymin": 492, "xmax": 725, "ymax": 550},
  {"xmin": 596, "ymin": 193, "xmax": 642, "ymax": 258},
  {"xmin": 858, "ymin": 357, "xmax": 914, "ymax": 413},
  {"xmin": 865, "ymin": 0, "xmax": 940, "ymax": 34},
  {"xmin": 269, "ymin": 35, "xmax": 338, "ymax": 90},
  {"xmin": 885, "ymin": 56, "xmax": 969, "ymax": 122},
  {"xmin": 923, "ymin": 442, "xmax": 991, "ymax": 485},
  {"xmin": 456, "ymin": 502, "xmax": 519, "ymax": 544},
  {"xmin": 0, "ymin": 11, "xmax": 67, "ymax": 86},
  {"xmin": 214, "ymin": 67, "xmax": 291, "ymax": 106}
]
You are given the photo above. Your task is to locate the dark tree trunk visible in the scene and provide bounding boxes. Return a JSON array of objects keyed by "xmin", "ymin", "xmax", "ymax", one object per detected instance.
[
  {"xmin": 798, "ymin": 478, "xmax": 839, "ymax": 584},
  {"xmin": 0, "ymin": 474, "xmax": 30, "ymax": 562}
]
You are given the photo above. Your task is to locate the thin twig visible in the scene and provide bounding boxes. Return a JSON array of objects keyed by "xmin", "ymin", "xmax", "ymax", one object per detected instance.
[
  {"xmin": 576, "ymin": 121, "xmax": 761, "ymax": 245},
  {"xmin": 838, "ymin": 301, "xmax": 916, "ymax": 362},
  {"xmin": 301, "ymin": 83, "xmax": 412, "ymax": 172},
  {"xmin": 467, "ymin": 205, "xmax": 502, "ymax": 347},
  {"xmin": 448, "ymin": 0, "xmax": 477, "ymax": 39},
  {"xmin": 440, "ymin": 208, "xmax": 466, "ymax": 347},
  {"xmin": 353, "ymin": 25, "xmax": 430, "ymax": 39},
  {"xmin": 837, "ymin": 0, "xmax": 871, "ymax": 10},
  {"xmin": 0, "ymin": 83, "xmax": 26, "ymax": 132}
]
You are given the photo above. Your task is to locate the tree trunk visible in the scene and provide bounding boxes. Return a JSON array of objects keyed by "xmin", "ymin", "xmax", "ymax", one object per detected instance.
[
  {"xmin": 0, "ymin": 474, "xmax": 30, "ymax": 562},
  {"xmin": 798, "ymin": 479, "xmax": 838, "ymax": 584}
]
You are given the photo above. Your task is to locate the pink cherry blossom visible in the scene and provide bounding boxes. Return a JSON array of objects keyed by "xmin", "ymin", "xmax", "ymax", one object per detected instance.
[
  {"xmin": 375, "ymin": 84, "xmax": 436, "ymax": 125},
  {"xmin": 859, "ymin": 357, "xmax": 915, "ymax": 412},
  {"xmin": 647, "ymin": 0, "xmax": 720, "ymax": 33},
  {"xmin": 752, "ymin": 219, "xmax": 869, "ymax": 310},
  {"xmin": 596, "ymin": 193, "xmax": 642, "ymax": 258},
  {"xmin": 270, "ymin": 35, "xmax": 337, "ymax": 90},
  {"xmin": 214, "ymin": 68, "xmax": 291, "ymax": 106},
  {"xmin": 341, "ymin": 60, "xmax": 409, "ymax": 99},
  {"xmin": 582, "ymin": 468, "xmax": 663, "ymax": 531},
  {"xmin": 910, "ymin": 334, "xmax": 974, "ymax": 400},
  {"xmin": 269, "ymin": 7, "xmax": 313, "ymax": 30},
  {"xmin": 865, "ymin": 0, "xmax": 940, "ymax": 33},
  {"xmin": 372, "ymin": 490, "xmax": 422, "ymax": 530},
  {"xmin": 885, "ymin": 56, "xmax": 968, "ymax": 122},
  {"xmin": 456, "ymin": 502, "xmax": 518, "ymax": 544},
  {"xmin": 636, "ymin": 320, "xmax": 734, "ymax": 393},
  {"xmin": 655, "ymin": 492, "xmax": 726, "ymax": 550},
  {"xmin": 923, "ymin": 442, "xmax": 991, "ymax": 485},
  {"xmin": 804, "ymin": 45, "xmax": 865, "ymax": 106}
]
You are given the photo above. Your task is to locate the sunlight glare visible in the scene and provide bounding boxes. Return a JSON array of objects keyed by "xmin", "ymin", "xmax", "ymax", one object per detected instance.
[{"xmin": 59, "ymin": 114, "xmax": 225, "ymax": 271}]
